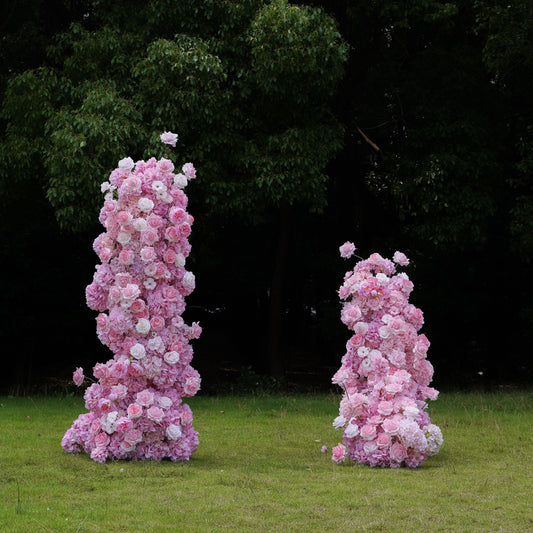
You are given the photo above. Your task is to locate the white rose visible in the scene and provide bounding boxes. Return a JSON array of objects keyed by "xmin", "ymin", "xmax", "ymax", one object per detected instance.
[
  {"xmin": 182, "ymin": 272, "xmax": 195, "ymax": 288},
  {"xmin": 136, "ymin": 318, "xmax": 151, "ymax": 335},
  {"xmin": 118, "ymin": 157, "xmax": 135, "ymax": 171},
  {"xmin": 133, "ymin": 218, "xmax": 148, "ymax": 232},
  {"xmin": 173, "ymin": 173, "xmax": 188, "ymax": 189},
  {"xmin": 166, "ymin": 424, "xmax": 182, "ymax": 440},
  {"xmin": 164, "ymin": 351, "xmax": 180, "ymax": 365},
  {"xmin": 130, "ymin": 343, "xmax": 146, "ymax": 360},
  {"xmin": 138, "ymin": 198, "xmax": 154, "ymax": 213}
]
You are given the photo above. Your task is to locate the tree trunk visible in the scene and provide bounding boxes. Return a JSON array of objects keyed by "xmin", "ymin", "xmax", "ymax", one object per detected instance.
[{"xmin": 267, "ymin": 203, "xmax": 290, "ymax": 377}]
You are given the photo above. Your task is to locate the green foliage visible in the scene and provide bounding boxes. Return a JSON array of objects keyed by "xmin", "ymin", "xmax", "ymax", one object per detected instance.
[{"xmin": 0, "ymin": 0, "xmax": 347, "ymax": 232}]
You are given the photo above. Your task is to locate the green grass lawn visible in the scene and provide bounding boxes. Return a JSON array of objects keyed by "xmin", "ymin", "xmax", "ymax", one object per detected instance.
[{"xmin": 1, "ymin": 391, "xmax": 532, "ymax": 532}]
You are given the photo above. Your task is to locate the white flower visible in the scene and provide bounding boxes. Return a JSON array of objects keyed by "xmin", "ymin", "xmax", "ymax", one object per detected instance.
[
  {"xmin": 133, "ymin": 218, "xmax": 148, "ymax": 232},
  {"xmin": 376, "ymin": 273, "xmax": 389, "ymax": 285},
  {"xmin": 101, "ymin": 181, "xmax": 111, "ymax": 193},
  {"xmin": 130, "ymin": 343, "xmax": 146, "ymax": 360},
  {"xmin": 357, "ymin": 346, "xmax": 370, "ymax": 358},
  {"xmin": 354, "ymin": 321, "xmax": 369, "ymax": 335},
  {"xmin": 152, "ymin": 180, "xmax": 167, "ymax": 194},
  {"xmin": 182, "ymin": 272, "xmax": 195, "ymax": 288},
  {"xmin": 102, "ymin": 411, "xmax": 118, "ymax": 434},
  {"xmin": 344, "ymin": 419, "xmax": 360, "ymax": 438},
  {"xmin": 143, "ymin": 278, "xmax": 156, "ymax": 290},
  {"xmin": 117, "ymin": 231, "xmax": 131, "ymax": 245},
  {"xmin": 175, "ymin": 253, "xmax": 186, "ymax": 267},
  {"xmin": 166, "ymin": 424, "xmax": 182, "ymax": 440},
  {"xmin": 136, "ymin": 318, "xmax": 151, "ymax": 335},
  {"xmin": 333, "ymin": 415, "xmax": 347, "ymax": 429},
  {"xmin": 160, "ymin": 131, "xmax": 178, "ymax": 147},
  {"xmin": 404, "ymin": 405, "xmax": 420, "ymax": 419},
  {"xmin": 164, "ymin": 351, "xmax": 180, "ymax": 365},
  {"xmin": 173, "ymin": 173, "xmax": 188, "ymax": 189},
  {"xmin": 158, "ymin": 396, "xmax": 172, "ymax": 410},
  {"xmin": 118, "ymin": 157, "xmax": 135, "ymax": 171},
  {"xmin": 138, "ymin": 198, "xmax": 154, "ymax": 213},
  {"xmin": 147, "ymin": 336, "xmax": 164, "ymax": 353},
  {"xmin": 378, "ymin": 325, "xmax": 393, "ymax": 339}
]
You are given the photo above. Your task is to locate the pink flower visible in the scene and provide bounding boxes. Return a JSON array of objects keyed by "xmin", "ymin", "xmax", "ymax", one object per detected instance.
[
  {"xmin": 136, "ymin": 390, "xmax": 155, "ymax": 407},
  {"xmin": 360, "ymin": 424, "xmax": 377, "ymax": 441},
  {"xmin": 166, "ymin": 424, "xmax": 182, "ymax": 440},
  {"xmin": 182, "ymin": 162, "xmax": 196, "ymax": 179},
  {"xmin": 73, "ymin": 367, "xmax": 84, "ymax": 386},
  {"xmin": 321, "ymin": 445, "xmax": 328, "ymax": 453},
  {"xmin": 183, "ymin": 376, "xmax": 201, "ymax": 396},
  {"xmin": 393, "ymin": 251, "xmax": 410, "ymax": 266},
  {"xmin": 124, "ymin": 428, "xmax": 143, "ymax": 445},
  {"xmin": 160, "ymin": 131, "xmax": 178, "ymax": 147},
  {"xmin": 339, "ymin": 241, "xmax": 356, "ymax": 259},
  {"xmin": 157, "ymin": 158, "xmax": 174, "ymax": 173},
  {"xmin": 127, "ymin": 403, "xmax": 143, "ymax": 419},
  {"xmin": 147, "ymin": 406, "xmax": 165, "ymax": 423},
  {"xmin": 332, "ymin": 443, "xmax": 347, "ymax": 463},
  {"xmin": 390, "ymin": 442, "xmax": 408, "ymax": 462},
  {"xmin": 95, "ymin": 432, "xmax": 110, "ymax": 447}
]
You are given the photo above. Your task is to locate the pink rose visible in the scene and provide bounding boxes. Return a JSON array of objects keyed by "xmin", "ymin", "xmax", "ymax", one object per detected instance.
[
  {"xmin": 116, "ymin": 416, "xmax": 133, "ymax": 433},
  {"xmin": 124, "ymin": 428, "xmax": 143, "ymax": 445},
  {"xmin": 182, "ymin": 162, "xmax": 196, "ymax": 179},
  {"xmin": 141, "ymin": 247, "xmax": 156, "ymax": 262},
  {"xmin": 165, "ymin": 226, "xmax": 180, "ymax": 242},
  {"xmin": 157, "ymin": 158, "xmax": 174, "ymax": 173},
  {"xmin": 95, "ymin": 313, "xmax": 109, "ymax": 329},
  {"xmin": 332, "ymin": 443, "xmax": 347, "ymax": 463},
  {"xmin": 122, "ymin": 283, "xmax": 140, "ymax": 301},
  {"xmin": 183, "ymin": 376, "xmax": 201, "ymax": 396},
  {"xmin": 160, "ymin": 131, "xmax": 178, "ymax": 147},
  {"xmin": 95, "ymin": 432, "xmax": 110, "ymax": 447},
  {"xmin": 119, "ymin": 249, "xmax": 135, "ymax": 265},
  {"xmin": 136, "ymin": 390, "xmax": 155, "ymax": 407},
  {"xmin": 390, "ymin": 442, "xmax": 408, "ymax": 462},
  {"xmin": 117, "ymin": 210, "xmax": 132, "ymax": 225},
  {"xmin": 179, "ymin": 223, "xmax": 191, "ymax": 238},
  {"xmin": 127, "ymin": 403, "xmax": 143, "ymax": 419},
  {"xmin": 382, "ymin": 417, "xmax": 401, "ymax": 436},
  {"xmin": 73, "ymin": 367, "xmax": 84, "ymax": 386},
  {"xmin": 339, "ymin": 241, "xmax": 356, "ymax": 259},
  {"xmin": 150, "ymin": 316, "xmax": 165, "ymax": 332},
  {"xmin": 147, "ymin": 406, "xmax": 165, "ymax": 423},
  {"xmin": 130, "ymin": 299, "xmax": 146, "ymax": 314},
  {"xmin": 376, "ymin": 432, "xmax": 391, "ymax": 448},
  {"xmin": 360, "ymin": 424, "xmax": 377, "ymax": 441},
  {"xmin": 163, "ymin": 249, "xmax": 177, "ymax": 264},
  {"xmin": 169, "ymin": 207, "xmax": 187, "ymax": 225},
  {"xmin": 141, "ymin": 228, "xmax": 159, "ymax": 246},
  {"xmin": 393, "ymin": 251, "xmax": 410, "ymax": 266}
]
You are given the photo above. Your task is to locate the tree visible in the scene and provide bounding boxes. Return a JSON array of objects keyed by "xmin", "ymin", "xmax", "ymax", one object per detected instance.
[{"xmin": 0, "ymin": 0, "xmax": 348, "ymax": 385}]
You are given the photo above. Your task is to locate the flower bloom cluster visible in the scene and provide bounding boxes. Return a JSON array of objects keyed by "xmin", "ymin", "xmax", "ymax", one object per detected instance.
[
  {"xmin": 62, "ymin": 134, "xmax": 202, "ymax": 463},
  {"xmin": 330, "ymin": 243, "xmax": 442, "ymax": 468}
]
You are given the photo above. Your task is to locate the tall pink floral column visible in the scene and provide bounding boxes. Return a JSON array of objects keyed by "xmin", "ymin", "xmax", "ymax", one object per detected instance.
[
  {"xmin": 331, "ymin": 243, "xmax": 443, "ymax": 468},
  {"xmin": 62, "ymin": 132, "xmax": 202, "ymax": 462}
]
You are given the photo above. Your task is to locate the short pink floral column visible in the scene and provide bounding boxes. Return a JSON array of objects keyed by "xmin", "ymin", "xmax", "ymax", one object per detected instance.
[
  {"xmin": 62, "ymin": 132, "xmax": 202, "ymax": 462},
  {"xmin": 330, "ymin": 243, "xmax": 443, "ymax": 467}
]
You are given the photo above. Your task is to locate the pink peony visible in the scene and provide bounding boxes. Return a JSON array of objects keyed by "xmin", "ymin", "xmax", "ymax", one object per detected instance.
[{"xmin": 127, "ymin": 403, "xmax": 143, "ymax": 419}]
